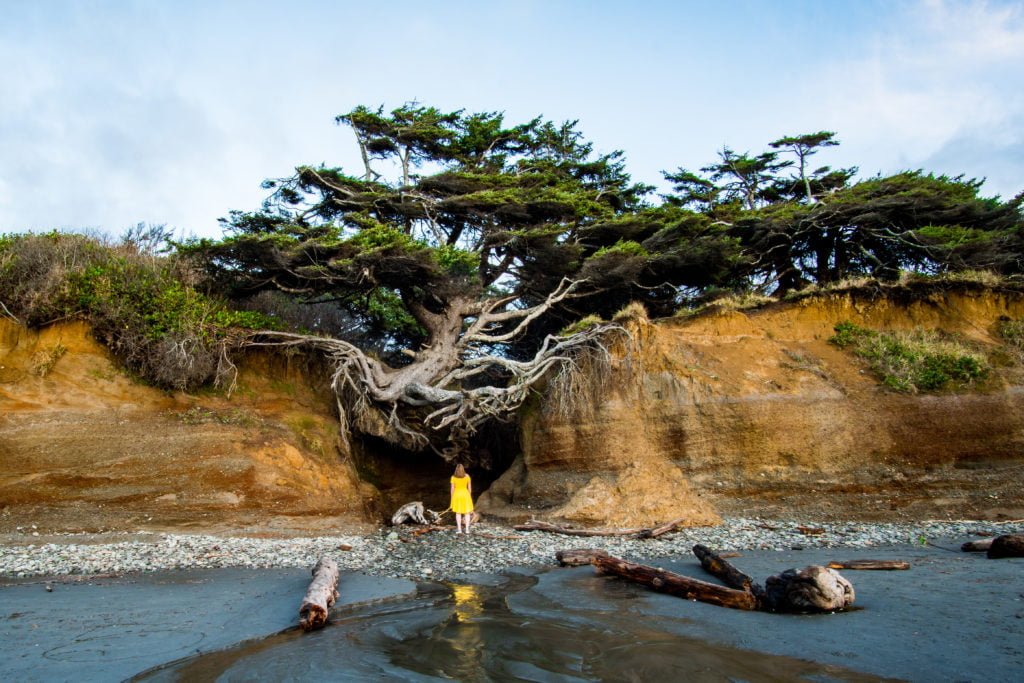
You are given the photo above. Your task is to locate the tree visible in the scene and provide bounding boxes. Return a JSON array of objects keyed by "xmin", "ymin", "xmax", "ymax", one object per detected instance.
[{"xmin": 184, "ymin": 104, "xmax": 656, "ymax": 460}]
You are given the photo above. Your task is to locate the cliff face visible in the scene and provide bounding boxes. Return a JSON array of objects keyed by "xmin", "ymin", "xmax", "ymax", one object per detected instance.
[
  {"xmin": 4, "ymin": 286, "xmax": 1024, "ymax": 534},
  {"xmin": 0, "ymin": 320, "xmax": 376, "ymax": 535},
  {"xmin": 479, "ymin": 288, "xmax": 1024, "ymax": 525}
]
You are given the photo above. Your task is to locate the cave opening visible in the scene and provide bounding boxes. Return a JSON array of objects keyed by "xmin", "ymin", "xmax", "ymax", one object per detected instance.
[{"xmin": 352, "ymin": 420, "xmax": 521, "ymax": 521}]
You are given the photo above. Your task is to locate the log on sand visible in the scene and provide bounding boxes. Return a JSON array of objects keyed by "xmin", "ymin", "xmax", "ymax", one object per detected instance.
[
  {"xmin": 592, "ymin": 554, "xmax": 759, "ymax": 611},
  {"xmin": 582, "ymin": 545, "xmax": 855, "ymax": 614},
  {"xmin": 515, "ymin": 520, "xmax": 643, "ymax": 537},
  {"xmin": 516, "ymin": 517, "xmax": 692, "ymax": 539},
  {"xmin": 556, "ymin": 548, "xmax": 610, "ymax": 566},
  {"xmin": 987, "ymin": 534, "xmax": 1024, "ymax": 559},
  {"xmin": 827, "ymin": 560, "xmax": 911, "ymax": 570},
  {"xmin": 299, "ymin": 557, "xmax": 340, "ymax": 632},
  {"xmin": 962, "ymin": 539, "xmax": 994, "ymax": 552},
  {"xmin": 693, "ymin": 543, "xmax": 761, "ymax": 595}
]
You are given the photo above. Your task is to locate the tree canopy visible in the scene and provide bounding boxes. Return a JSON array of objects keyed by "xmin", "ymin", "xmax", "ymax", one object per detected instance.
[{"xmin": 167, "ymin": 103, "xmax": 1024, "ymax": 461}]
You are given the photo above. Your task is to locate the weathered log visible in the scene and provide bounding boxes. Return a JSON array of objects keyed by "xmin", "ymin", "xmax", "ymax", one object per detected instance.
[
  {"xmin": 515, "ymin": 520, "xmax": 644, "ymax": 537},
  {"xmin": 636, "ymin": 517, "xmax": 689, "ymax": 539},
  {"xmin": 298, "ymin": 557, "xmax": 340, "ymax": 632},
  {"xmin": 517, "ymin": 517, "xmax": 694, "ymax": 539},
  {"xmin": 987, "ymin": 534, "xmax": 1024, "ymax": 559},
  {"xmin": 591, "ymin": 555, "xmax": 759, "ymax": 610},
  {"xmin": 556, "ymin": 548, "xmax": 610, "ymax": 566},
  {"xmin": 962, "ymin": 538, "xmax": 994, "ymax": 552},
  {"xmin": 391, "ymin": 501, "xmax": 428, "ymax": 525},
  {"xmin": 692, "ymin": 544, "xmax": 762, "ymax": 596},
  {"xmin": 827, "ymin": 560, "xmax": 911, "ymax": 570},
  {"xmin": 764, "ymin": 566, "xmax": 855, "ymax": 612}
]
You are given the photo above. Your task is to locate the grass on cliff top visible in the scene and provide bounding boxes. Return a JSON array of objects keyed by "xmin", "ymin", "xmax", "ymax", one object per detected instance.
[
  {"xmin": 829, "ymin": 321, "xmax": 989, "ymax": 393},
  {"xmin": 673, "ymin": 270, "xmax": 1023, "ymax": 320}
]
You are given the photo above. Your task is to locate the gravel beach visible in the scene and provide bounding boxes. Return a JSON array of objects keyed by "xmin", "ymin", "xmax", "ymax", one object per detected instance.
[{"xmin": 3, "ymin": 517, "xmax": 1022, "ymax": 581}]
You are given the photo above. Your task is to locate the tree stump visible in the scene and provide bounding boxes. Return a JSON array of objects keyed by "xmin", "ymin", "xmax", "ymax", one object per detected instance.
[
  {"xmin": 299, "ymin": 557, "xmax": 340, "ymax": 632},
  {"xmin": 987, "ymin": 534, "xmax": 1024, "ymax": 559},
  {"xmin": 764, "ymin": 566, "xmax": 855, "ymax": 612}
]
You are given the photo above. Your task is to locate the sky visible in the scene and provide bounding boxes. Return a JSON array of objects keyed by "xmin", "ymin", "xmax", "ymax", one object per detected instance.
[{"xmin": 1, "ymin": 0, "xmax": 1022, "ymax": 239}]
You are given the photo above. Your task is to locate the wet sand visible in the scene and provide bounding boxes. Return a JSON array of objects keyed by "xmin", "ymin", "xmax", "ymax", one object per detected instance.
[{"xmin": 1, "ymin": 539, "xmax": 1021, "ymax": 682}]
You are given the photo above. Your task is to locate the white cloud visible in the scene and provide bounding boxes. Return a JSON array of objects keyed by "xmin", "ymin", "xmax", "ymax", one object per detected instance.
[{"xmin": 806, "ymin": 0, "xmax": 1024, "ymax": 196}]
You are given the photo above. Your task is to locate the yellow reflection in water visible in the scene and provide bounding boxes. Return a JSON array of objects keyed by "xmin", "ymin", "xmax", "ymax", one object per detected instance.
[{"xmin": 451, "ymin": 583, "xmax": 484, "ymax": 623}]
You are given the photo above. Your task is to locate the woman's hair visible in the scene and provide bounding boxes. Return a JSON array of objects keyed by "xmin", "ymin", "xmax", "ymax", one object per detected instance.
[{"xmin": 454, "ymin": 464, "xmax": 466, "ymax": 478}]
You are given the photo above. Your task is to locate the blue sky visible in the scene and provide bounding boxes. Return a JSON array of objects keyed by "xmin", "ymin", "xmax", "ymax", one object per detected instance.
[{"xmin": 2, "ymin": 0, "xmax": 1022, "ymax": 238}]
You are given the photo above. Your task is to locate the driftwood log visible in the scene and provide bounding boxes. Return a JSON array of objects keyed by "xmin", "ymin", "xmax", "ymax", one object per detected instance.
[
  {"xmin": 556, "ymin": 548, "xmax": 610, "ymax": 566},
  {"xmin": 961, "ymin": 538, "xmax": 994, "ymax": 552},
  {"xmin": 827, "ymin": 560, "xmax": 911, "ymax": 570},
  {"xmin": 987, "ymin": 534, "xmax": 1024, "ymax": 559},
  {"xmin": 516, "ymin": 516, "xmax": 691, "ymax": 539},
  {"xmin": 298, "ymin": 557, "xmax": 340, "ymax": 632},
  {"xmin": 592, "ymin": 554, "xmax": 760, "ymax": 610},
  {"xmin": 579, "ymin": 545, "xmax": 854, "ymax": 613}
]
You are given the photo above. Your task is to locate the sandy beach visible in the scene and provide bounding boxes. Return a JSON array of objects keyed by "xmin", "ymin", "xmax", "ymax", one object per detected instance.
[{"xmin": 2, "ymin": 523, "xmax": 1022, "ymax": 682}]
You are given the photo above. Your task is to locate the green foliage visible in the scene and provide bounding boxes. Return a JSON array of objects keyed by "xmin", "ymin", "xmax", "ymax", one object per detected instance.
[
  {"xmin": 593, "ymin": 240, "xmax": 648, "ymax": 259},
  {"xmin": 434, "ymin": 244, "xmax": 478, "ymax": 277},
  {"xmin": 559, "ymin": 314, "xmax": 603, "ymax": 336},
  {"xmin": 829, "ymin": 321, "xmax": 988, "ymax": 392},
  {"xmin": 996, "ymin": 317, "xmax": 1024, "ymax": 361},
  {"xmin": 0, "ymin": 232, "xmax": 280, "ymax": 390}
]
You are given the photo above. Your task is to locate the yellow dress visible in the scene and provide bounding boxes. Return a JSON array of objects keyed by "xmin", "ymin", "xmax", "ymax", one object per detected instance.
[{"xmin": 450, "ymin": 475, "xmax": 474, "ymax": 514}]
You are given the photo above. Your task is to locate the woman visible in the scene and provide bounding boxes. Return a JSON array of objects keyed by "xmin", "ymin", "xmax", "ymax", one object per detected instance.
[{"xmin": 450, "ymin": 464, "xmax": 474, "ymax": 534}]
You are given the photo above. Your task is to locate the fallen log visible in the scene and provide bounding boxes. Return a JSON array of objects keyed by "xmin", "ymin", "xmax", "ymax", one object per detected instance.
[
  {"xmin": 826, "ymin": 560, "xmax": 911, "ymax": 570},
  {"xmin": 693, "ymin": 544, "xmax": 761, "ymax": 595},
  {"xmin": 636, "ymin": 516, "xmax": 690, "ymax": 539},
  {"xmin": 987, "ymin": 534, "xmax": 1024, "ymax": 559},
  {"xmin": 514, "ymin": 520, "xmax": 644, "ymax": 537},
  {"xmin": 961, "ymin": 539, "xmax": 994, "ymax": 552},
  {"xmin": 592, "ymin": 554, "xmax": 759, "ymax": 610},
  {"xmin": 587, "ymin": 547, "xmax": 855, "ymax": 614},
  {"xmin": 556, "ymin": 548, "xmax": 610, "ymax": 566},
  {"xmin": 516, "ymin": 517, "xmax": 694, "ymax": 539},
  {"xmin": 298, "ymin": 557, "xmax": 340, "ymax": 632}
]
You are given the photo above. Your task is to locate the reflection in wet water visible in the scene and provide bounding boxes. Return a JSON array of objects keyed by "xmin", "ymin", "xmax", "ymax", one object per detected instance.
[{"xmin": 133, "ymin": 572, "xmax": 890, "ymax": 682}]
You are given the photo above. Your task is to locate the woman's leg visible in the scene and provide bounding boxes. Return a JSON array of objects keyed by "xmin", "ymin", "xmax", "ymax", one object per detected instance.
[
  {"xmin": 465, "ymin": 513, "xmax": 472, "ymax": 533},
  {"xmin": 455, "ymin": 513, "xmax": 463, "ymax": 533}
]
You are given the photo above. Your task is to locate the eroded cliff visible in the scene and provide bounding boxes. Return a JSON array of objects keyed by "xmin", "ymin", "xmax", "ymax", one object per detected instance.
[
  {"xmin": 0, "ymin": 320, "xmax": 377, "ymax": 535},
  {"xmin": 479, "ymin": 286, "xmax": 1024, "ymax": 525}
]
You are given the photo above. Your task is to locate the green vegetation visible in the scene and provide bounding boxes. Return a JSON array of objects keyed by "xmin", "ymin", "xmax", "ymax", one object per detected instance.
[
  {"xmin": 0, "ymin": 231, "xmax": 279, "ymax": 390},
  {"xmin": 996, "ymin": 317, "xmax": 1024, "ymax": 361},
  {"xmin": 829, "ymin": 321, "xmax": 989, "ymax": 392}
]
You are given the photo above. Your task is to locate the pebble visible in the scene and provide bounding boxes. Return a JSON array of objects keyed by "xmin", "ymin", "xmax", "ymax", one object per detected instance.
[{"xmin": 1, "ymin": 518, "xmax": 1021, "ymax": 582}]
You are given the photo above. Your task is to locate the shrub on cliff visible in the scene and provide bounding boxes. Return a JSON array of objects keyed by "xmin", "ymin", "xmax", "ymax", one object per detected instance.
[
  {"xmin": 0, "ymin": 230, "xmax": 278, "ymax": 389},
  {"xmin": 829, "ymin": 321, "xmax": 988, "ymax": 392}
]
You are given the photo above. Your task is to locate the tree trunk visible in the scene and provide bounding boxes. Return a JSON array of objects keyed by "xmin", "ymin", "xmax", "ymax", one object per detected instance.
[
  {"xmin": 556, "ymin": 548, "xmax": 610, "ymax": 566},
  {"xmin": 591, "ymin": 555, "xmax": 759, "ymax": 611},
  {"xmin": 299, "ymin": 557, "xmax": 340, "ymax": 632},
  {"xmin": 826, "ymin": 560, "xmax": 910, "ymax": 570},
  {"xmin": 987, "ymin": 534, "xmax": 1024, "ymax": 559}
]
